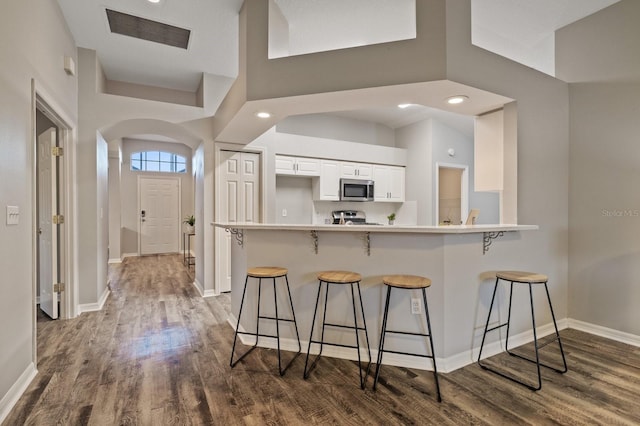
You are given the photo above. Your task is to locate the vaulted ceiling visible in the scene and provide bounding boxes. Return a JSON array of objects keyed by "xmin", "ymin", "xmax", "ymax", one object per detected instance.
[{"xmin": 57, "ymin": 0, "xmax": 620, "ymax": 135}]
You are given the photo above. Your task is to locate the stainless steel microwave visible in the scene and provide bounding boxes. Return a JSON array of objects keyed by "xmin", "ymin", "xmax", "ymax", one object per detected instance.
[{"xmin": 340, "ymin": 178, "xmax": 374, "ymax": 201}]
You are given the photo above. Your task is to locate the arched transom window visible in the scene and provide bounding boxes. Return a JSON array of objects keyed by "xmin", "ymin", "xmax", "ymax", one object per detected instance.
[{"xmin": 130, "ymin": 151, "xmax": 187, "ymax": 173}]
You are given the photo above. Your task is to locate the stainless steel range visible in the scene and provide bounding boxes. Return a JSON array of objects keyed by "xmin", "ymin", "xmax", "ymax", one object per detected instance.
[{"xmin": 331, "ymin": 210, "xmax": 381, "ymax": 225}]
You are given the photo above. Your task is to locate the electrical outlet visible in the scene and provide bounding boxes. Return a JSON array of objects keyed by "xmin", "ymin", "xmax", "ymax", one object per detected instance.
[
  {"xmin": 411, "ymin": 298, "xmax": 421, "ymax": 314},
  {"xmin": 282, "ymin": 208, "xmax": 287, "ymax": 217}
]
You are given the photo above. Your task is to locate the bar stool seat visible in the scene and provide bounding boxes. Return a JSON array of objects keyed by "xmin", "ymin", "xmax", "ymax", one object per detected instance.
[
  {"xmin": 317, "ymin": 270, "xmax": 362, "ymax": 283},
  {"xmin": 304, "ymin": 270, "xmax": 371, "ymax": 389},
  {"xmin": 373, "ymin": 274, "xmax": 441, "ymax": 402},
  {"xmin": 496, "ymin": 271, "xmax": 548, "ymax": 283},
  {"xmin": 248, "ymin": 266, "xmax": 288, "ymax": 278},
  {"xmin": 477, "ymin": 270, "xmax": 568, "ymax": 391},
  {"xmin": 230, "ymin": 266, "xmax": 301, "ymax": 376}
]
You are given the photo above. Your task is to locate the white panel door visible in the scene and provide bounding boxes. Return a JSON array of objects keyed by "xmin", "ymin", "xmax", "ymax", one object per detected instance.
[
  {"xmin": 216, "ymin": 151, "xmax": 260, "ymax": 293},
  {"xmin": 140, "ymin": 177, "xmax": 180, "ymax": 255},
  {"xmin": 38, "ymin": 128, "xmax": 58, "ymax": 319}
]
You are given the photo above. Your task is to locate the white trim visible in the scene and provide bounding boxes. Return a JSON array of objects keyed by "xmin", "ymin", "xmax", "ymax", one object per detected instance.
[
  {"xmin": 225, "ymin": 316, "xmax": 640, "ymax": 373},
  {"xmin": 227, "ymin": 315, "xmax": 572, "ymax": 374},
  {"xmin": 122, "ymin": 253, "xmax": 138, "ymax": 259},
  {"xmin": 192, "ymin": 279, "xmax": 216, "ymax": 298},
  {"xmin": 0, "ymin": 363, "xmax": 37, "ymax": 424},
  {"xmin": 108, "ymin": 258, "xmax": 122, "ymax": 264},
  {"xmin": 568, "ymin": 319, "xmax": 640, "ymax": 347},
  {"xmin": 78, "ymin": 287, "xmax": 110, "ymax": 314}
]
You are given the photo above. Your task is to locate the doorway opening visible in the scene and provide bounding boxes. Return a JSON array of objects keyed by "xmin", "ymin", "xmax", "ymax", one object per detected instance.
[
  {"xmin": 435, "ymin": 163, "xmax": 469, "ymax": 226},
  {"xmin": 33, "ymin": 87, "xmax": 74, "ymax": 326}
]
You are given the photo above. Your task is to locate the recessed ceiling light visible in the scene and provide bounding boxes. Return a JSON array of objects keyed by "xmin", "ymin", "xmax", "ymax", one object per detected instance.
[
  {"xmin": 398, "ymin": 103, "xmax": 412, "ymax": 109},
  {"xmin": 147, "ymin": 0, "xmax": 161, "ymax": 3},
  {"xmin": 256, "ymin": 112, "xmax": 271, "ymax": 119},
  {"xmin": 447, "ymin": 95, "xmax": 468, "ymax": 105}
]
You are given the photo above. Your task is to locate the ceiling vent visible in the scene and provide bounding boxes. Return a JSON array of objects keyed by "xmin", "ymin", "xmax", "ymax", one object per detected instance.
[{"xmin": 106, "ymin": 9, "xmax": 190, "ymax": 49}]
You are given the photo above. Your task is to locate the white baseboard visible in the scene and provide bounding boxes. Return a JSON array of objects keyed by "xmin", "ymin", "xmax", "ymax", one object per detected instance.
[
  {"xmin": 0, "ymin": 362, "xmax": 37, "ymax": 424},
  {"xmin": 122, "ymin": 253, "xmax": 138, "ymax": 259},
  {"xmin": 192, "ymin": 280, "xmax": 216, "ymax": 298},
  {"xmin": 226, "ymin": 314, "xmax": 573, "ymax": 374},
  {"xmin": 108, "ymin": 258, "xmax": 122, "ymax": 264},
  {"xmin": 568, "ymin": 318, "xmax": 640, "ymax": 347},
  {"xmin": 78, "ymin": 287, "xmax": 110, "ymax": 314}
]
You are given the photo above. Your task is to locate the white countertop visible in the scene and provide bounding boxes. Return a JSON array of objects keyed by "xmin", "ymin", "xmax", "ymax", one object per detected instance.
[{"xmin": 212, "ymin": 222, "xmax": 538, "ymax": 234}]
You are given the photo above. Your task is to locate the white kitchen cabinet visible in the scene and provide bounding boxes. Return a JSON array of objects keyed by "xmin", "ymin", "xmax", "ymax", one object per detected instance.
[
  {"xmin": 340, "ymin": 162, "xmax": 372, "ymax": 179},
  {"xmin": 312, "ymin": 160, "xmax": 341, "ymax": 201},
  {"xmin": 275, "ymin": 155, "xmax": 320, "ymax": 176},
  {"xmin": 373, "ymin": 165, "xmax": 405, "ymax": 202}
]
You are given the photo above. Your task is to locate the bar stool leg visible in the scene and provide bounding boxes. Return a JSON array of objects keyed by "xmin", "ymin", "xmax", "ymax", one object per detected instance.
[
  {"xmin": 504, "ymin": 280, "xmax": 515, "ymax": 353},
  {"xmin": 349, "ymin": 282, "xmax": 371, "ymax": 389},
  {"xmin": 356, "ymin": 281, "xmax": 372, "ymax": 385},
  {"xmin": 477, "ymin": 276, "xmax": 500, "ymax": 363},
  {"xmin": 304, "ymin": 280, "xmax": 325, "ymax": 379},
  {"xmin": 543, "ymin": 282, "xmax": 568, "ymax": 373},
  {"xmin": 273, "ymin": 277, "xmax": 282, "ymax": 375},
  {"xmin": 230, "ymin": 275, "xmax": 256, "ymax": 368},
  {"xmin": 422, "ymin": 287, "xmax": 441, "ymax": 402},
  {"xmin": 373, "ymin": 285, "xmax": 392, "ymax": 390},
  {"xmin": 285, "ymin": 274, "xmax": 302, "ymax": 354}
]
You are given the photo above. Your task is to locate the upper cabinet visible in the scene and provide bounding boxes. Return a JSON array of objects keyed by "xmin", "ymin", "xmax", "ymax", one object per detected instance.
[
  {"xmin": 275, "ymin": 155, "xmax": 320, "ymax": 176},
  {"xmin": 312, "ymin": 160, "xmax": 341, "ymax": 201},
  {"xmin": 340, "ymin": 162, "xmax": 372, "ymax": 179},
  {"xmin": 373, "ymin": 165, "xmax": 405, "ymax": 202},
  {"xmin": 275, "ymin": 153, "xmax": 405, "ymax": 203}
]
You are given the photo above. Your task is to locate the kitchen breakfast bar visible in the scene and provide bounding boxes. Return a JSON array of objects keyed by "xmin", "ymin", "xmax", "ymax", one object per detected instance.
[{"xmin": 214, "ymin": 222, "xmax": 539, "ymax": 375}]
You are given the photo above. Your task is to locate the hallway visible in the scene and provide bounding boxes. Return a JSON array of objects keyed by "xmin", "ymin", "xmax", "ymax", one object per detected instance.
[{"xmin": 4, "ymin": 255, "xmax": 640, "ymax": 425}]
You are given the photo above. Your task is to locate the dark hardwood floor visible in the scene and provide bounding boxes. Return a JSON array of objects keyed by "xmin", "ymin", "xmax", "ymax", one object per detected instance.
[{"xmin": 5, "ymin": 254, "xmax": 640, "ymax": 425}]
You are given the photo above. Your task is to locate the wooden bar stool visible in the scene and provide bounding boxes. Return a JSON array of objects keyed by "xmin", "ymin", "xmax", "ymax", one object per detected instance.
[
  {"xmin": 373, "ymin": 275, "xmax": 441, "ymax": 402},
  {"xmin": 230, "ymin": 266, "xmax": 301, "ymax": 376},
  {"xmin": 477, "ymin": 271, "xmax": 568, "ymax": 390},
  {"xmin": 304, "ymin": 270, "xmax": 372, "ymax": 389}
]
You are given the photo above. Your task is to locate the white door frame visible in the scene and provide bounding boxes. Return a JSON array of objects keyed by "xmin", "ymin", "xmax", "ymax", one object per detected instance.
[
  {"xmin": 214, "ymin": 143, "xmax": 266, "ymax": 295},
  {"xmin": 137, "ymin": 175, "xmax": 182, "ymax": 255},
  {"xmin": 435, "ymin": 162, "xmax": 469, "ymax": 226},
  {"xmin": 32, "ymin": 80, "xmax": 77, "ymax": 364}
]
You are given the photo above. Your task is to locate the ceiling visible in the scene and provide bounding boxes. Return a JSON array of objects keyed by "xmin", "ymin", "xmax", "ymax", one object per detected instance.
[{"xmin": 56, "ymin": 0, "xmax": 620, "ymax": 138}]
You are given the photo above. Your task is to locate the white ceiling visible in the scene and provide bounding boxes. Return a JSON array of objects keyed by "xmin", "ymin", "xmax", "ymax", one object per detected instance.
[
  {"xmin": 56, "ymin": 0, "xmax": 620, "ymax": 135},
  {"xmin": 57, "ymin": 0, "xmax": 243, "ymax": 92}
]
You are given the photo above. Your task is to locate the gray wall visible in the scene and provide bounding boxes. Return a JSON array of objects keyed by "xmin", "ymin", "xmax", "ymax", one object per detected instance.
[
  {"xmin": 557, "ymin": 0, "xmax": 640, "ymax": 335},
  {"xmin": 276, "ymin": 114, "xmax": 396, "ymax": 146},
  {"xmin": 0, "ymin": 0, "xmax": 77, "ymax": 415}
]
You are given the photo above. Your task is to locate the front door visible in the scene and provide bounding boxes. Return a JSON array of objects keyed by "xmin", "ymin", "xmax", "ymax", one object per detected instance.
[
  {"xmin": 139, "ymin": 177, "xmax": 180, "ymax": 255},
  {"xmin": 216, "ymin": 151, "xmax": 260, "ymax": 293},
  {"xmin": 38, "ymin": 128, "xmax": 59, "ymax": 319}
]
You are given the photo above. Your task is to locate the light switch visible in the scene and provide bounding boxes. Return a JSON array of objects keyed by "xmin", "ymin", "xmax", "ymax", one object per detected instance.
[{"xmin": 6, "ymin": 205, "xmax": 19, "ymax": 225}]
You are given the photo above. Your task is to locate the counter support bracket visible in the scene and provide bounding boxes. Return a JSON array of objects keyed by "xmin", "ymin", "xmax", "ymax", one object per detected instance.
[
  {"xmin": 483, "ymin": 231, "xmax": 504, "ymax": 254},
  {"xmin": 225, "ymin": 228, "xmax": 244, "ymax": 248},
  {"xmin": 310, "ymin": 230, "xmax": 319, "ymax": 254},
  {"xmin": 364, "ymin": 232, "xmax": 371, "ymax": 256}
]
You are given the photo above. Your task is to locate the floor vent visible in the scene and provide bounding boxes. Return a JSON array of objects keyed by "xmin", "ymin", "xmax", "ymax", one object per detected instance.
[{"xmin": 106, "ymin": 9, "xmax": 190, "ymax": 49}]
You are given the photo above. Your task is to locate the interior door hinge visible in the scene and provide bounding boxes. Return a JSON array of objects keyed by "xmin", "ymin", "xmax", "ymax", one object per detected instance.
[
  {"xmin": 52, "ymin": 146, "xmax": 64, "ymax": 156},
  {"xmin": 53, "ymin": 214, "xmax": 65, "ymax": 224},
  {"xmin": 54, "ymin": 283, "xmax": 65, "ymax": 293}
]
